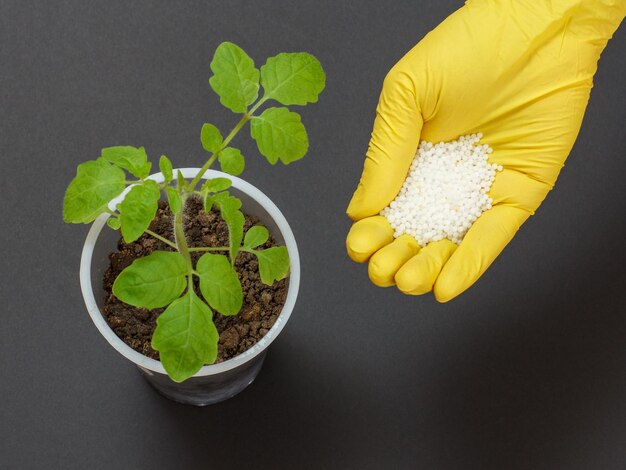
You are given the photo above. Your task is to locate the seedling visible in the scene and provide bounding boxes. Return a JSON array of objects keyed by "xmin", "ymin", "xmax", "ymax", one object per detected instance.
[{"xmin": 63, "ymin": 42, "xmax": 325, "ymax": 382}]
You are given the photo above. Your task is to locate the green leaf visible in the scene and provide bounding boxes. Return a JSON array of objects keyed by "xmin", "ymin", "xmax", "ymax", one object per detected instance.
[
  {"xmin": 119, "ymin": 180, "xmax": 161, "ymax": 243},
  {"xmin": 159, "ymin": 155, "xmax": 173, "ymax": 184},
  {"xmin": 197, "ymin": 253, "xmax": 243, "ymax": 315},
  {"xmin": 200, "ymin": 123, "xmax": 223, "ymax": 153},
  {"xmin": 201, "ymin": 177, "xmax": 231, "ymax": 193},
  {"xmin": 222, "ymin": 209, "xmax": 245, "ymax": 264},
  {"xmin": 209, "ymin": 42, "xmax": 260, "ymax": 113},
  {"xmin": 212, "ymin": 191, "xmax": 242, "ymax": 212},
  {"xmin": 260, "ymin": 52, "xmax": 325, "ymax": 105},
  {"xmin": 63, "ymin": 158, "xmax": 126, "ymax": 223},
  {"xmin": 101, "ymin": 146, "xmax": 152, "ymax": 179},
  {"xmin": 165, "ymin": 187, "xmax": 182, "ymax": 214},
  {"xmin": 244, "ymin": 226, "xmax": 269, "ymax": 249},
  {"xmin": 176, "ymin": 170, "xmax": 188, "ymax": 191},
  {"xmin": 250, "ymin": 107, "xmax": 308, "ymax": 164},
  {"xmin": 213, "ymin": 192, "xmax": 245, "ymax": 264},
  {"xmin": 152, "ymin": 291, "xmax": 218, "ymax": 382},
  {"xmin": 204, "ymin": 194, "xmax": 215, "ymax": 213},
  {"xmin": 218, "ymin": 147, "xmax": 245, "ymax": 176},
  {"xmin": 253, "ymin": 246, "xmax": 290, "ymax": 285},
  {"xmin": 113, "ymin": 251, "xmax": 188, "ymax": 309},
  {"xmin": 107, "ymin": 217, "xmax": 121, "ymax": 230}
]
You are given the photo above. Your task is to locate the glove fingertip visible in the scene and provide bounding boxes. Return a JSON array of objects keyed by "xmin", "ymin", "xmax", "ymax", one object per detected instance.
[
  {"xmin": 346, "ymin": 216, "xmax": 394, "ymax": 263},
  {"xmin": 433, "ymin": 274, "xmax": 463, "ymax": 303}
]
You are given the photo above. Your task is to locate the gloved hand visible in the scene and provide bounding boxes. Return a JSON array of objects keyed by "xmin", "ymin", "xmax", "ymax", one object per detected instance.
[{"xmin": 346, "ymin": 0, "xmax": 625, "ymax": 302}]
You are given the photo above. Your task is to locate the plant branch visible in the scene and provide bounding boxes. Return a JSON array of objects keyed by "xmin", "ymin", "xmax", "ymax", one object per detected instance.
[
  {"xmin": 172, "ymin": 94, "xmax": 268, "ymax": 278},
  {"xmin": 188, "ymin": 246, "xmax": 230, "ymax": 252},
  {"xmin": 145, "ymin": 229, "xmax": 177, "ymax": 249},
  {"xmin": 188, "ymin": 113, "xmax": 251, "ymax": 191},
  {"xmin": 248, "ymin": 95, "xmax": 268, "ymax": 115},
  {"xmin": 189, "ymin": 246, "xmax": 230, "ymax": 252}
]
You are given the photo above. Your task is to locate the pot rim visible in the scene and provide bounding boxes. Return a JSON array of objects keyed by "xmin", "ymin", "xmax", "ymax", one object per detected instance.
[{"xmin": 79, "ymin": 168, "xmax": 300, "ymax": 377}]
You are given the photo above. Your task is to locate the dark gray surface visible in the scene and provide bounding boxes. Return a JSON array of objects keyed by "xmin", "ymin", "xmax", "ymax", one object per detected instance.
[{"xmin": 1, "ymin": 1, "xmax": 625, "ymax": 468}]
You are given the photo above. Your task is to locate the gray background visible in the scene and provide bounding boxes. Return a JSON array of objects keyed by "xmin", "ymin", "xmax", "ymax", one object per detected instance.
[{"xmin": 1, "ymin": 0, "xmax": 625, "ymax": 468}]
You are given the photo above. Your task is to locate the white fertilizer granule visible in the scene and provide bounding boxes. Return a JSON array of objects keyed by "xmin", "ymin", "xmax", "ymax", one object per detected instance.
[{"xmin": 380, "ymin": 133, "xmax": 502, "ymax": 246}]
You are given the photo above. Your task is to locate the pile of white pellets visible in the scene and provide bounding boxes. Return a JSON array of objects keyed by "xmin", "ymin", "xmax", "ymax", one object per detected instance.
[{"xmin": 380, "ymin": 133, "xmax": 502, "ymax": 245}]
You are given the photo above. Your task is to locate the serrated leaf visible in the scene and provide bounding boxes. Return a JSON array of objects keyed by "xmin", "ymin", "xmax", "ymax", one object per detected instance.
[
  {"xmin": 254, "ymin": 246, "xmax": 290, "ymax": 285},
  {"xmin": 63, "ymin": 158, "xmax": 126, "ymax": 223},
  {"xmin": 197, "ymin": 253, "xmax": 243, "ymax": 315},
  {"xmin": 202, "ymin": 177, "xmax": 232, "ymax": 193},
  {"xmin": 200, "ymin": 123, "xmax": 223, "ymax": 153},
  {"xmin": 218, "ymin": 147, "xmax": 245, "ymax": 176},
  {"xmin": 209, "ymin": 42, "xmax": 260, "ymax": 113},
  {"xmin": 119, "ymin": 180, "xmax": 160, "ymax": 243},
  {"xmin": 260, "ymin": 52, "xmax": 325, "ymax": 105},
  {"xmin": 213, "ymin": 192, "xmax": 245, "ymax": 264},
  {"xmin": 250, "ymin": 107, "xmax": 308, "ymax": 164},
  {"xmin": 165, "ymin": 187, "xmax": 182, "ymax": 214},
  {"xmin": 152, "ymin": 291, "xmax": 218, "ymax": 382},
  {"xmin": 101, "ymin": 146, "xmax": 151, "ymax": 179},
  {"xmin": 107, "ymin": 217, "xmax": 121, "ymax": 230},
  {"xmin": 159, "ymin": 155, "xmax": 173, "ymax": 184},
  {"xmin": 113, "ymin": 251, "xmax": 188, "ymax": 309},
  {"xmin": 244, "ymin": 226, "xmax": 269, "ymax": 249}
]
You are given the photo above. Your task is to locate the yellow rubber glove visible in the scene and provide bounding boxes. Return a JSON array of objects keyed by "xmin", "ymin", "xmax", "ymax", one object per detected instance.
[{"xmin": 346, "ymin": 0, "xmax": 625, "ymax": 302}]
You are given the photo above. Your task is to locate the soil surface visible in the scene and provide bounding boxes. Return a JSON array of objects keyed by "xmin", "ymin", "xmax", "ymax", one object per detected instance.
[{"xmin": 102, "ymin": 197, "xmax": 288, "ymax": 363}]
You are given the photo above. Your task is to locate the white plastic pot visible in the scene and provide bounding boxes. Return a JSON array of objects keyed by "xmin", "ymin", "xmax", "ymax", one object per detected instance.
[{"xmin": 80, "ymin": 168, "xmax": 300, "ymax": 406}]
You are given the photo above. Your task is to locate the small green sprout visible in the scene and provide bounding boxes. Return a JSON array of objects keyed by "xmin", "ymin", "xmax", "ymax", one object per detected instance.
[{"xmin": 63, "ymin": 42, "xmax": 325, "ymax": 382}]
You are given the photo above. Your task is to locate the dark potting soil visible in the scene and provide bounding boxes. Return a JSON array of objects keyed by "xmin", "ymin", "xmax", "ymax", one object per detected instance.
[{"xmin": 102, "ymin": 197, "xmax": 288, "ymax": 363}]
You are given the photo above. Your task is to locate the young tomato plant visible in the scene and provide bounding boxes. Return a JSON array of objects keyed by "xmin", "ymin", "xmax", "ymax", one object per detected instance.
[{"xmin": 63, "ymin": 42, "xmax": 325, "ymax": 382}]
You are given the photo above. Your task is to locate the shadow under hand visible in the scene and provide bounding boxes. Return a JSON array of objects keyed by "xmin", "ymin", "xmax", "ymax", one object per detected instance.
[{"xmin": 403, "ymin": 238, "xmax": 626, "ymax": 469}]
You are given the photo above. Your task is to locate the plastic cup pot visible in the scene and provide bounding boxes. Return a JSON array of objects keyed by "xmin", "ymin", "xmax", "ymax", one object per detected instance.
[{"xmin": 80, "ymin": 168, "xmax": 300, "ymax": 406}]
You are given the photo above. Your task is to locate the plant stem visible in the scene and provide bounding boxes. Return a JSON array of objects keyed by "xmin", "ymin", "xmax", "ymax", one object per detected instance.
[
  {"xmin": 145, "ymin": 229, "xmax": 177, "ymax": 249},
  {"xmin": 174, "ymin": 95, "xmax": 269, "ymax": 273},
  {"xmin": 187, "ymin": 273, "xmax": 194, "ymax": 294},
  {"xmin": 188, "ymin": 113, "xmax": 251, "ymax": 191},
  {"xmin": 174, "ymin": 195, "xmax": 193, "ymax": 273},
  {"xmin": 248, "ymin": 95, "xmax": 268, "ymax": 115},
  {"xmin": 188, "ymin": 246, "xmax": 230, "ymax": 252}
]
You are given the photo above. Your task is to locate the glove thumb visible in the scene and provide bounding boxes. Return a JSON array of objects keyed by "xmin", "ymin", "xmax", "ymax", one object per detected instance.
[{"xmin": 346, "ymin": 64, "xmax": 424, "ymax": 221}]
